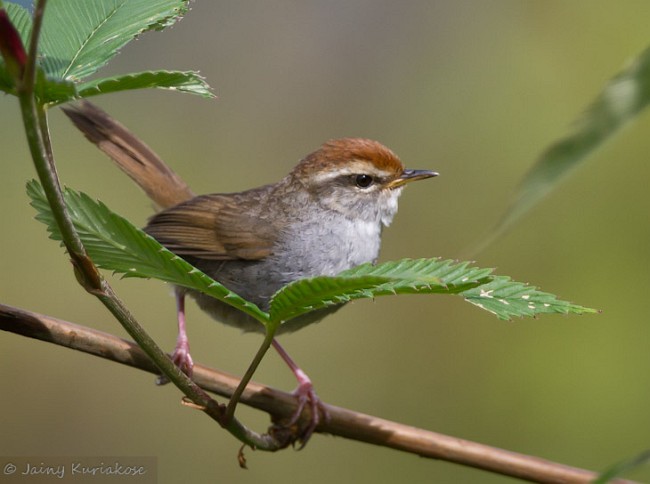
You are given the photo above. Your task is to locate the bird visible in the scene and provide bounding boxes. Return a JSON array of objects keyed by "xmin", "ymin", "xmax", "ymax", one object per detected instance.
[{"xmin": 63, "ymin": 101, "xmax": 437, "ymax": 443}]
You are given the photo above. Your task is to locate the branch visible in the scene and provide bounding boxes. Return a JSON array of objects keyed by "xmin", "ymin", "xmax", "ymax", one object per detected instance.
[{"xmin": 0, "ymin": 303, "xmax": 634, "ymax": 484}]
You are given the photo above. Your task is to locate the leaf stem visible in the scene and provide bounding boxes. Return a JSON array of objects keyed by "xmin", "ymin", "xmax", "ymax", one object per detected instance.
[
  {"xmin": 224, "ymin": 329, "xmax": 276, "ymax": 424},
  {"xmin": 21, "ymin": 0, "xmax": 46, "ymax": 95}
]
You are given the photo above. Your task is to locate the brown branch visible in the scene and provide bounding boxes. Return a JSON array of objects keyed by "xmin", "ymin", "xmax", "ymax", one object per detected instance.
[{"xmin": 0, "ymin": 303, "xmax": 635, "ymax": 484}]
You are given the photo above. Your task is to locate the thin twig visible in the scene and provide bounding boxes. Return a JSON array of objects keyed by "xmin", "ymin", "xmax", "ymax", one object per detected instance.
[{"xmin": 0, "ymin": 303, "xmax": 636, "ymax": 484}]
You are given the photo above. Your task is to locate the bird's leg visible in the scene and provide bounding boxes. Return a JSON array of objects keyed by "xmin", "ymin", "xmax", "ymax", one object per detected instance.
[
  {"xmin": 272, "ymin": 338, "xmax": 329, "ymax": 445},
  {"xmin": 157, "ymin": 288, "xmax": 194, "ymax": 385}
]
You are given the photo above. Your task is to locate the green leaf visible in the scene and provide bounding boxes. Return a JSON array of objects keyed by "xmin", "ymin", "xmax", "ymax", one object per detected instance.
[
  {"xmin": 269, "ymin": 274, "xmax": 416, "ymax": 324},
  {"xmin": 494, "ymin": 44, "xmax": 650, "ymax": 239},
  {"xmin": 270, "ymin": 258, "xmax": 594, "ymax": 323},
  {"xmin": 269, "ymin": 258, "xmax": 488, "ymax": 323},
  {"xmin": 76, "ymin": 70, "xmax": 214, "ymax": 100},
  {"xmin": 0, "ymin": 3, "xmax": 77, "ymax": 105},
  {"xmin": 27, "ymin": 181, "xmax": 596, "ymax": 328},
  {"xmin": 1, "ymin": 1, "xmax": 213, "ymax": 104},
  {"xmin": 26, "ymin": 180, "xmax": 269, "ymax": 324},
  {"xmin": 34, "ymin": 68, "xmax": 77, "ymax": 105},
  {"xmin": 462, "ymin": 276, "xmax": 597, "ymax": 320},
  {"xmin": 39, "ymin": 0, "xmax": 190, "ymax": 81},
  {"xmin": 340, "ymin": 258, "xmax": 492, "ymax": 293}
]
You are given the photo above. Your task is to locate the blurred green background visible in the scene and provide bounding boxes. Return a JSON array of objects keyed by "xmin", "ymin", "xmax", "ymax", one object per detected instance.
[{"xmin": 2, "ymin": 1, "xmax": 650, "ymax": 482}]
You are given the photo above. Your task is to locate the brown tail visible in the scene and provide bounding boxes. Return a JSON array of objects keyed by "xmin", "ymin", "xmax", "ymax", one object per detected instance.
[{"xmin": 62, "ymin": 101, "xmax": 193, "ymax": 210}]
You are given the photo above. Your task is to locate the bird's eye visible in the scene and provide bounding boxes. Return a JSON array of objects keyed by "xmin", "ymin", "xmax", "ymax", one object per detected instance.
[{"xmin": 355, "ymin": 174, "xmax": 374, "ymax": 188}]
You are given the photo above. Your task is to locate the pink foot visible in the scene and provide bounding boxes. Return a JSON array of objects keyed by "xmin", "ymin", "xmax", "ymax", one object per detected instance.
[
  {"xmin": 157, "ymin": 289, "xmax": 194, "ymax": 385},
  {"xmin": 287, "ymin": 368, "xmax": 329, "ymax": 445},
  {"xmin": 272, "ymin": 340, "xmax": 330, "ymax": 446},
  {"xmin": 170, "ymin": 337, "xmax": 194, "ymax": 377}
]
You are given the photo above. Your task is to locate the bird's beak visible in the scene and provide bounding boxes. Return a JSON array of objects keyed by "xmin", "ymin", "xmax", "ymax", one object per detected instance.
[{"xmin": 388, "ymin": 169, "xmax": 439, "ymax": 189}]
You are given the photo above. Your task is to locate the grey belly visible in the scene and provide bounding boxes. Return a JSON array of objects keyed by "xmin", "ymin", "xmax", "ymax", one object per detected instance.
[{"xmin": 189, "ymin": 289, "xmax": 343, "ymax": 334}]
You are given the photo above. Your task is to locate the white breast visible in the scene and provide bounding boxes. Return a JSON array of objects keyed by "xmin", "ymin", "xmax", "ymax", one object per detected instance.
[{"xmin": 275, "ymin": 213, "xmax": 382, "ymax": 279}]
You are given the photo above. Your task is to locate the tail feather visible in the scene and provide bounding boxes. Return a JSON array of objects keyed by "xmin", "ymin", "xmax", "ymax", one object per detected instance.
[{"xmin": 62, "ymin": 101, "xmax": 193, "ymax": 209}]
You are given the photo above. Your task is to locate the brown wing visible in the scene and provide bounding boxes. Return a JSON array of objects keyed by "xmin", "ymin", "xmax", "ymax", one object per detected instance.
[{"xmin": 144, "ymin": 191, "xmax": 276, "ymax": 261}]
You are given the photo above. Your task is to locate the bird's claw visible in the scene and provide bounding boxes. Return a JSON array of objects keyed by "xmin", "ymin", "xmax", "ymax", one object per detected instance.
[
  {"xmin": 156, "ymin": 343, "xmax": 194, "ymax": 385},
  {"xmin": 285, "ymin": 379, "xmax": 330, "ymax": 447}
]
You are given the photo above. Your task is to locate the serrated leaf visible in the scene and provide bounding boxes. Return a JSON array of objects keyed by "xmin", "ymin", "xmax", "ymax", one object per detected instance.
[
  {"xmin": 270, "ymin": 259, "xmax": 491, "ymax": 323},
  {"xmin": 271, "ymin": 258, "xmax": 596, "ymax": 323},
  {"xmin": 26, "ymin": 180, "xmax": 269, "ymax": 325},
  {"xmin": 269, "ymin": 274, "xmax": 411, "ymax": 323},
  {"xmin": 39, "ymin": 0, "xmax": 190, "ymax": 81},
  {"xmin": 341, "ymin": 258, "xmax": 493, "ymax": 292},
  {"xmin": 462, "ymin": 276, "xmax": 597, "ymax": 320},
  {"xmin": 27, "ymin": 181, "xmax": 596, "ymax": 328},
  {"xmin": 1, "ymin": 1, "xmax": 208, "ymax": 104},
  {"xmin": 493, "ymin": 44, "xmax": 650, "ymax": 240},
  {"xmin": 77, "ymin": 70, "xmax": 214, "ymax": 100}
]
